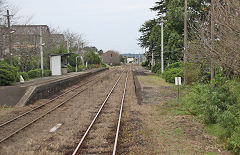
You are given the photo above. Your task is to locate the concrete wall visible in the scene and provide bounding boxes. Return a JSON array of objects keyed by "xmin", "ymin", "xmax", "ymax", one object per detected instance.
[{"xmin": 18, "ymin": 68, "xmax": 108, "ymax": 106}]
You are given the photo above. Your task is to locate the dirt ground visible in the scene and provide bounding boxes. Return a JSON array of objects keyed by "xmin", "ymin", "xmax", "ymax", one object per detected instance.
[{"xmin": 118, "ymin": 66, "xmax": 231, "ymax": 155}]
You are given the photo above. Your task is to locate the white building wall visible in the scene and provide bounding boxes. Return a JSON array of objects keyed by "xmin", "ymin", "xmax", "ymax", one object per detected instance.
[
  {"xmin": 50, "ymin": 56, "xmax": 61, "ymax": 76},
  {"xmin": 127, "ymin": 58, "xmax": 134, "ymax": 63}
]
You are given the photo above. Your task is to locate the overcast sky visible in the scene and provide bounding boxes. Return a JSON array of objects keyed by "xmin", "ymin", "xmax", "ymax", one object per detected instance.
[{"xmin": 8, "ymin": 0, "xmax": 156, "ymax": 54}]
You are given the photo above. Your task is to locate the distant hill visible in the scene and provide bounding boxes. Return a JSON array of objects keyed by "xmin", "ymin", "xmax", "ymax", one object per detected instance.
[{"xmin": 121, "ymin": 53, "xmax": 144, "ymax": 58}]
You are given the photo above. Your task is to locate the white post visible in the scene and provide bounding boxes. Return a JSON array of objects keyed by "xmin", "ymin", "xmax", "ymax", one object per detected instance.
[
  {"xmin": 161, "ymin": 22, "xmax": 164, "ymax": 73},
  {"xmin": 40, "ymin": 26, "xmax": 44, "ymax": 76}
]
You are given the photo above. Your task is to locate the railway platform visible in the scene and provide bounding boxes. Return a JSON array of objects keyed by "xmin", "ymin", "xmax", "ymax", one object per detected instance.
[{"xmin": 0, "ymin": 68, "xmax": 107, "ymax": 107}]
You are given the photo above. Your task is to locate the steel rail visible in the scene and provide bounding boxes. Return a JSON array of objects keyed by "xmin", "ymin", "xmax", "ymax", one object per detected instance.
[
  {"xmin": 0, "ymin": 69, "xmax": 113, "ymax": 128},
  {"xmin": 72, "ymin": 70, "xmax": 125, "ymax": 155},
  {"xmin": 0, "ymin": 69, "xmax": 117, "ymax": 144},
  {"xmin": 112, "ymin": 69, "xmax": 129, "ymax": 155}
]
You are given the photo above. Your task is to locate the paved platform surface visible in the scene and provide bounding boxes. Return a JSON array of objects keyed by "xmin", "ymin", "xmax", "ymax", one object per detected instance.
[{"xmin": 0, "ymin": 69, "xmax": 101, "ymax": 106}]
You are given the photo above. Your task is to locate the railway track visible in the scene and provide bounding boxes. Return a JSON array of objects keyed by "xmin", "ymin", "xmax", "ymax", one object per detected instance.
[
  {"xmin": 72, "ymin": 68, "xmax": 129, "ymax": 155},
  {"xmin": 0, "ymin": 69, "xmax": 119, "ymax": 144}
]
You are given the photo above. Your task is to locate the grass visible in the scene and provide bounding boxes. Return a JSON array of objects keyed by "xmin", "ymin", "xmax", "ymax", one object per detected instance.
[
  {"xmin": 128, "ymin": 73, "xmax": 228, "ymax": 154},
  {"xmin": 158, "ymin": 98, "xmax": 187, "ymax": 116},
  {"xmin": 138, "ymin": 75, "xmax": 172, "ymax": 87},
  {"xmin": 205, "ymin": 124, "xmax": 227, "ymax": 138},
  {"xmin": 0, "ymin": 105, "xmax": 10, "ymax": 111},
  {"xmin": 0, "ymin": 105, "xmax": 11, "ymax": 117}
]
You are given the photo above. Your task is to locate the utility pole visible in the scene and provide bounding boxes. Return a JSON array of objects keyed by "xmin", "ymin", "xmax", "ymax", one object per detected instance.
[
  {"xmin": 161, "ymin": 21, "xmax": 164, "ymax": 73},
  {"xmin": 40, "ymin": 26, "xmax": 44, "ymax": 76},
  {"xmin": 210, "ymin": 0, "xmax": 215, "ymax": 83},
  {"xmin": 184, "ymin": 0, "xmax": 188, "ymax": 84},
  {"xmin": 4, "ymin": 10, "xmax": 13, "ymax": 65}
]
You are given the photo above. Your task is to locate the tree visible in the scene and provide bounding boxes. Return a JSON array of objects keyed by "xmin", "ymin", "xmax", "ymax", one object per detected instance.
[
  {"xmin": 84, "ymin": 50, "xmax": 101, "ymax": 65},
  {"xmin": 189, "ymin": 0, "xmax": 240, "ymax": 77},
  {"xmin": 98, "ymin": 49, "xmax": 104, "ymax": 55},
  {"xmin": 68, "ymin": 53, "xmax": 81, "ymax": 67},
  {"xmin": 138, "ymin": 19, "xmax": 157, "ymax": 49},
  {"xmin": 138, "ymin": 0, "xmax": 211, "ymax": 68},
  {"xmin": 63, "ymin": 29, "xmax": 87, "ymax": 54}
]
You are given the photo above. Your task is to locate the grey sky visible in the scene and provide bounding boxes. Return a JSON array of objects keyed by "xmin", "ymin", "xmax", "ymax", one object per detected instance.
[{"xmin": 8, "ymin": 0, "xmax": 156, "ymax": 54}]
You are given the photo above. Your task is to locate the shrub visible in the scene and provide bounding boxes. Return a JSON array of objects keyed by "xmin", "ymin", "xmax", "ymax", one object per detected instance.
[
  {"xmin": 179, "ymin": 76, "xmax": 240, "ymax": 153},
  {"xmin": 67, "ymin": 64, "xmax": 73, "ymax": 73},
  {"xmin": 166, "ymin": 61, "xmax": 184, "ymax": 70},
  {"xmin": 156, "ymin": 70, "xmax": 162, "ymax": 75},
  {"xmin": 27, "ymin": 69, "xmax": 42, "ymax": 79},
  {"xmin": 67, "ymin": 53, "xmax": 81, "ymax": 67},
  {"xmin": 77, "ymin": 65, "xmax": 87, "ymax": 72},
  {"xmin": 184, "ymin": 63, "xmax": 200, "ymax": 84},
  {"xmin": 141, "ymin": 60, "xmax": 149, "ymax": 67},
  {"xmin": 228, "ymin": 127, "xmax": 240, "ymax": 154},
  {"xmin": 162, "ymin": 68, "xmax": 183, "ymax": 83},
  {"xmin": 43, "ymin": 70, "xmax": 51, "ymax": 77},
  {"xmin": 87, "ymin": 64, "xmax": 97, "ymax": 69},
  {"xmin": 16, "ymin": 72, "xmax": 20, "ymax": 82},
  {"xmin": 0, "ymin": 63, "xmax": 18, "ymax": 86},
  {"xmin": 152, "ymin": 63, "xmax": 161, "ymax": 73},
  {"xmin": 19, "ymin": 72, "xmax": 30, "ymax": 81},
  {"xmin": 99, "ymin": 62, "xmax": 106, "ymax": 68}
]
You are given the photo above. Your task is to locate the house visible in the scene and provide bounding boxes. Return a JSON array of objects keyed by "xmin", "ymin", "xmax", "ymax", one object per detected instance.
[
  {"xmin": 11, "ymin": 25, "xmax": 50, "ymax": 55},
  {"xmin": 0, "ymin": 25, "xmax": 65, "ymax": 59},
  {"xmin": 102, "ymin": 50, "xmax": 121, "ymax": 66}
]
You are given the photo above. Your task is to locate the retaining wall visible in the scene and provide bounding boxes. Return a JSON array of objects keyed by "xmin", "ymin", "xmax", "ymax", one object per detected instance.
[{"xmin": 17, "ymin": 68, "xmax": 108, "ymax": 107}]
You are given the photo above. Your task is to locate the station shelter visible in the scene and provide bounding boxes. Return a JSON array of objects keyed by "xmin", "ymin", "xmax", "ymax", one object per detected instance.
[{"xmin": 50, "ymin": 53, "xmax": 72, "ymax": 76}]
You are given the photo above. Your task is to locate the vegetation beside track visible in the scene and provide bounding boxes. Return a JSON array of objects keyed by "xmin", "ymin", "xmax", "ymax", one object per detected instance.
[{"xmin": 119, "ymin": 71, "xmax": 229, "ymax": 154}]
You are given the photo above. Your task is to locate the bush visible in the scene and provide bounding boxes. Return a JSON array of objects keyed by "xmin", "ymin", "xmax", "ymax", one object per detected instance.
[
  {"xmin": 151, "ymin": 63, "xmax": 161, "ymax": 73},
  {"xmin": 0, "ymin": 63, "xmax": 18, "ymax": 86},
  {"xmin": 87, "ymin": 64, "xmax": 97, "ymax": 69},
  {"xmin": 77, "ymin": 65, "xmax": 87, "ymax": 72},
  {"xmin": 141, "ymin": 60, "xmax": 149, "ymax": 67},
  {"xmin": 16, "ymin": 72, "xmax": 20, "ymax": 82},
  {"xmin": 166, "ymin": 61, "xmax": 184, "ymax": 70},
  {"xmin": 43, "ymin": 70, "xmax": 51, "ymax": 77},
  {"xmin": 156, "ymin": 70, "xmax": 162, "ymax": 75},
  {"xmin": 184, "ymin": 63, "xmax": 201, "ymax": 84},
  {"xmin": 179, "ymin": 76, "xmax": 240, "ymax": 153},
  {"xmin": 67, "ymin": 64, "xmax": 73, "ymax": 73},
  {"xmin": 67, "ymin": 53, "xmax": 81, "ymax": 67},
  {"xmin": 162, "ymin": 68, "xmax": 183, "ymax": 83},
  {"xmin": 99, "ymin": 62, "xmax": 106, "ymax": 68},
  {"xmin": 19, "ymin": 72, "xmax": 30, "ymax": 81},
  {"xmin": 27, "ymin": 69, "xmax": 42, "ymax": 79},
  {"xmin": 228, "ymin": 127, "xmax": 240, "ymax": 154}
]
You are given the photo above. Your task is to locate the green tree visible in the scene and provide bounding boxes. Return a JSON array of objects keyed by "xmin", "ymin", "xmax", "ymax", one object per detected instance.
[
  {"xmin": 67, "ymin": 53, "xmax": 81, "ymax": 67},
  {"xmin": 84, "ymin": 50, "xmax": 101, "ymax": 64},
  {"xmin": 56, "ymin": 44, "xmax": 67, "ymax": 54},
  {"xmin": 138, "ymin": 19, "xmax": 157, "ymax": 49}
]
